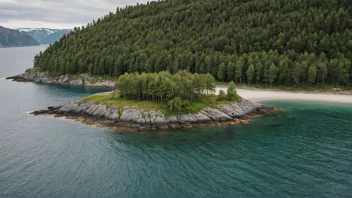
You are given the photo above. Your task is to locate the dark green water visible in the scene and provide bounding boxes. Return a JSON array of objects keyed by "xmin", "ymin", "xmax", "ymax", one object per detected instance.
[{"xmin": 1, "ymin": 46, "xmax": 352, "ymax": 197}]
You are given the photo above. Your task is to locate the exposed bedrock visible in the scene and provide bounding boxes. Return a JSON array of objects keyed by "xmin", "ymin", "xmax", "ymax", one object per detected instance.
[
  {"xmin": 32, "ymin": 98, "xmax": 274, "ymax": 130},
  {"xmin": 7, "ymin": 72, "xmax": 115, "ymax": 88}
]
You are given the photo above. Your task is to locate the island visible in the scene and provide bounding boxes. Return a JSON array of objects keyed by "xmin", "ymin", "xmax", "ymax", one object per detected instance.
[{"xmin": 31, "ymin": 71, "xmax": 275, "ymax": 131}]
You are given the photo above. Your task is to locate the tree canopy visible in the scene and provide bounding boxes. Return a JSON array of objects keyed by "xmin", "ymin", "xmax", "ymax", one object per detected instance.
[
  {"xmin": 34, "ymin": 0, "xmax": 352, "ymax": 87},
  {"xmin": 116, "ymin": 70, "xmax": 216, "ymax": 103}
]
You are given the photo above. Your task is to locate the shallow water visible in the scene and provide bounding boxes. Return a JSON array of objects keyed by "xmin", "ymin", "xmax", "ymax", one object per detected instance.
[{"xmin": 1, "ymin": 46, "xmax": 352, "ymax": 197}]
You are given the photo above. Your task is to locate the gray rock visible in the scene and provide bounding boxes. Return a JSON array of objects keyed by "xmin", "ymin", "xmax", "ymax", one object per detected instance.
[
  {"xmin": 154, "ymin": 116, "xmax": 165, "ymax": 125},
  {"xmin": 70, "ymin": 79, "xmax": 84, "ymax": 86},
  {"xmin": 200, "ymin": 108, "xmax": 232, "ymax": 122},
  {"xmin": 180, "ymin": 114, "xmax": 198, "ymax": 123},
  {"xmin": 102, "ymin": 107, "xmax": 119, "ymax": 120},
  {"xmin": 165, "ymin": 116, "xmax": 178, "ymax": 124},
  {"xmin": 331, "ymin": 88, "xmax": 342, "ymax": 92},
  {"xmin": 73, "ymin": 102, "xmax": 90, "ymax": 114},
  {"xmin": 92, "ymin": 105, "xmax": 107, "ymax": 117},
  {"xmin": 59, "ymin": 75, "xmax": 70, "ymax": 84},
  {"xmin": 120, "ymin": 108, "xmax": 142, "ymax": 123},
  {"xmin": 33, "ymin": 96, "xmax": 274, "ymax": 131},
  {"xmin": 57, "ymin": 103, "xmax": 80, "ymax": 114},
  {"xmin": 84, "ymin": 104, "xmax": 99, "ymax": 115},
  {"xmin": 193, "ymin": 113, "xmax": 212, "ymax": 123}
]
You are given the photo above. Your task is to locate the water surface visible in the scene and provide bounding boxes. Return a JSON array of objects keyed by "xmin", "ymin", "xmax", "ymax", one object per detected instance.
[{"xmin": 0, "ymin": 46, "xmax": 352, "ymax": 198}]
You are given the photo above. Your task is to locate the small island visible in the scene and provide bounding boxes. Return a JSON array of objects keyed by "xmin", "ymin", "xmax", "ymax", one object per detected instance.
[{"xmin": 32, "ymin": 70, "xmax": 275, "ymax": 131}]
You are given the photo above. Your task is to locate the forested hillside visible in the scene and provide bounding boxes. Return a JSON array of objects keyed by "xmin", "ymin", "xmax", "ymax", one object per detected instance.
[
  {"xmin": 0, "ymin": 26, "xmax": 39, "ymax": 47},
  {"xmin": 34, "ymin": 0, "xmax": 352, "ymax": 86}
]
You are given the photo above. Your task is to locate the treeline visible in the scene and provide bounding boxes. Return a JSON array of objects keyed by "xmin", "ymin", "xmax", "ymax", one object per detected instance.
[
  {"xmin": 34, "ymin": 0, "xmax": 352, "ymax": 86},
  {"xmin": 217, "ymin": 50, "xmax": 351, "ymax": 86},
  {"xmin": 116, "ymin": 70, "xmax": 216, "ymax": 103}
]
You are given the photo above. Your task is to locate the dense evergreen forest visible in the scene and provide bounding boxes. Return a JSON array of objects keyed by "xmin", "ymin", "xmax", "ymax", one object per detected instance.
[
  {"xmin": 34, "ymin": 0, "xmax": 352, "ymax": 86},
  {"xmin": 117, "ymin": 70, "xmax": 216, "ymax": 102}
]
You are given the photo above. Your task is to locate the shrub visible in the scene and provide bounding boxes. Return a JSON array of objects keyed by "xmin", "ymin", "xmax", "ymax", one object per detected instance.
[
  {"xmin": 167, "ymin": 97, "xmax": 191, "ymax": 113},
  {"xmin": 217, "ymin": 90, "xmax": 227, "ymax": 101},
  {"xmin": 227, "ymin": 81, "xmax": 238, "ymax": 100},
  {"xmin": 167, "ymin": 97, "xmax": 183, "ymax": 113}
]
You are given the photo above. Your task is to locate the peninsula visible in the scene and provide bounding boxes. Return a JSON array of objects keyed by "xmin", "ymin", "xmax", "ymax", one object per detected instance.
[{"xmin": 31, "ymin": 71, "xmax": 275, "ymax": 131}]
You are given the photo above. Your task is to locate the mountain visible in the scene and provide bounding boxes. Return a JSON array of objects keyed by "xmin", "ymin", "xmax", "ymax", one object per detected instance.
[
  {"xmin": 33, "ymin": 0, "xmax": 352, "ymax": 87},
  {"xmin": 18, "ymin": 28, "xmax": 70, "ymax": 44},
  {"xmin": 0, "ymin": 26, "xmax": 39, "ymax": 47}
]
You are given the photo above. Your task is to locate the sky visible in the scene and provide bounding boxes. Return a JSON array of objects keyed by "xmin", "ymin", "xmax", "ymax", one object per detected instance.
[{"xmin": 0, "ymin": 0, "xmax": 150, "ymax": 29}]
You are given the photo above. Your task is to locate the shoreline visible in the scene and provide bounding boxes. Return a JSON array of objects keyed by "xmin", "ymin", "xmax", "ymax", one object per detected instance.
[
  {"xmin": 233, "ymin": 88, "xmax": 352, "ymax": 104},
  {"xmin": 31, "ymin": 99, "xmax": 276, "ymax": 131},
  {"xmin": 43, "ymin": 113, "xmax": 258, "ymax": 132},
  {"xmin": 7, "ymin": 72, "xmax": 352, "ymax": 104}
]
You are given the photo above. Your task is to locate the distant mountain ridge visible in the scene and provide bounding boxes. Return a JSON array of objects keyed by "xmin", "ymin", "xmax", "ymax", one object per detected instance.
[
  {"xmin": 18, "ymin": 28, "xmax": 70, "ymax": 44},
  {"xmin": 0, "ymin": 26, "xmax": 39, "ymax": 47}
]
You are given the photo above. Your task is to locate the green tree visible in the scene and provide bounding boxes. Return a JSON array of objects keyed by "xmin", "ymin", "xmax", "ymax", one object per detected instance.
[
  {"xmin": 268, "ymin": 63, "xmax": 278, "ymax": 85},
  {"xmin": 246, "ymin": 64, "xmax": 255, "ymax": 85},
  {"xmin": 307, "ymin": 64, "xmax": 317, "ymax": 86},
  {"xmin": 217, "ymin": 90, "xmax": 226, "ymax": 101},
  {"xmin": 227, "ymin": 81, "xmax": 237, "ymax": 100},
  {"xmin": 167, "ymin": 97, "xmax": 183, "ymax": 113},
  {"xmin": 227, "ymin": 61, "xmax": 235, "ymax": 81},
  {"xmin": 217, "ymin": 63, "xmax": 226, "ymax": 82}
]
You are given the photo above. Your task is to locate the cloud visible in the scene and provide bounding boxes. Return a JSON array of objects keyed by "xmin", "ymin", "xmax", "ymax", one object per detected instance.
[{"xmin": 0, "ymin": 0, "xmax": 150, "ymax": 29}]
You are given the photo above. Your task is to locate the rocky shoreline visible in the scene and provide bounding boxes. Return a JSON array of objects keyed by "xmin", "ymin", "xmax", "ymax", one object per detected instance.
[
  {"xmin": 7, "ymin": 71, "xmax": 352, "ymax": 95},
  {"xmin": 6, "ymin": 71, "xmax": 115, "ymax": 88},
  {"xmin": 32, "ymin": 99, "xmax": 275, "ymax": 131}
]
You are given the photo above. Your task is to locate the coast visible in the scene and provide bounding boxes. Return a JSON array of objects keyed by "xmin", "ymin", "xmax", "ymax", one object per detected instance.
[
  {"xmin": 217, "ymin": 88, "xmax": 352, "ymax": 104},
  {"xmin": 8, "ymin": 71, "xmax": 352, "ymax": 105},
  {"xmin": 32, "ymin": 98, "xmax": 275, "ymax": 131},
  {"xmin": 6, "ymin": 71, "xmax": 115, "ymax": 89}
]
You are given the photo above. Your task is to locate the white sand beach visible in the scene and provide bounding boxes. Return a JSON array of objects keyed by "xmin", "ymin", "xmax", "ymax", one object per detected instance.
[{"xmin": 215, "ymin": 87, "xmax": 352, "ymax": 104}]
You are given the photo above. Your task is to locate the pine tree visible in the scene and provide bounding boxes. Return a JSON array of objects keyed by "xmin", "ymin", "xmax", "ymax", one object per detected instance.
[
  {"xmin": 217, "ymin": 63, "xmax": 226, "ymax": 82},
  {"xmin": 307, "ymin": 64, "xmax": 317, "ymax": 86},
  {"xmin": 246, "ymin": 64, "xmax": 255, "ymax": 85},
  {"xmin": 268, "ymin": 64, "xmax": 278, "ymax": 85}
]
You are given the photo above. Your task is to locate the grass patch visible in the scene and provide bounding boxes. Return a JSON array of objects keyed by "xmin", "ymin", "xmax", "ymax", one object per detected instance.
[
  {"xmin": 25, "ymin": 67, "xmax": 41, "ymax": 74},
  {"xmin": 81, "ymin": 93, "xmax": 239, "ymax": 115}
]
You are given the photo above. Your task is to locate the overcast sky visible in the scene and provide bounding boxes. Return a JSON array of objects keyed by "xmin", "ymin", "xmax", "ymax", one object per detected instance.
[{"xmin": 0, "ymin": 0, "xmax": 150, "ymax": 29}]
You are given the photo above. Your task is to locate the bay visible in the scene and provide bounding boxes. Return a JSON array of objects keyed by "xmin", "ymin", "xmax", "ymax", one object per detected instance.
[{"xmin": 0, "ymin": 46, "xmax": 351, "ymax": 198}]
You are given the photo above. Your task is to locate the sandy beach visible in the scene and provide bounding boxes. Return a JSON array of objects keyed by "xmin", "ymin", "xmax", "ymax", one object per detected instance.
[{"xmin": 216, "ymin": 87, "xmax": 352, "ymax": 104}]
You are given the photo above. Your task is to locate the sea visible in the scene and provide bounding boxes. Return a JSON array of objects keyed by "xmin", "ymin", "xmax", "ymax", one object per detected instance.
[{"xmin": 0, "ymin": 46, "xmax": 351, "ymax": 198}]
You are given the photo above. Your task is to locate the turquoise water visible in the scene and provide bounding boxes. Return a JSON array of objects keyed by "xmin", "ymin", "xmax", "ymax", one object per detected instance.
[{"xmin": 1, "ymin": 46, "xmax": 352, "ymax": 197}]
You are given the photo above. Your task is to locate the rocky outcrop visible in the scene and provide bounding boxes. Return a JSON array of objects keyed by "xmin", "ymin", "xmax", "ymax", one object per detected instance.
[
  {"xmin": 32, "ymin": 98, "xmax": 275, "ymax": 131},
  {"xmin": 6, "ymin": 72, "xmax": 115, "ymax": 88}
]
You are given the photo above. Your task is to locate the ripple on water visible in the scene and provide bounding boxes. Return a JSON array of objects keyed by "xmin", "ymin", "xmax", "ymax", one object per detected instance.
[{"xmin": 1, "ymin": 76, "xmax": 352, "ymax": 198}]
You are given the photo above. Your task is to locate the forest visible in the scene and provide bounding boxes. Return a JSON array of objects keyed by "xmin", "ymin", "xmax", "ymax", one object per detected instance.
[
  {"xmin": 115, "ymin": 70, "xmax": 238, "ymax": 112},
  {"xmin": 116, "ymin": 70, "xmax": 216, "ymax": 101},
  {"xmin": 33, "ymin": 0, "xmax": 352, "ymax": 87}
]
